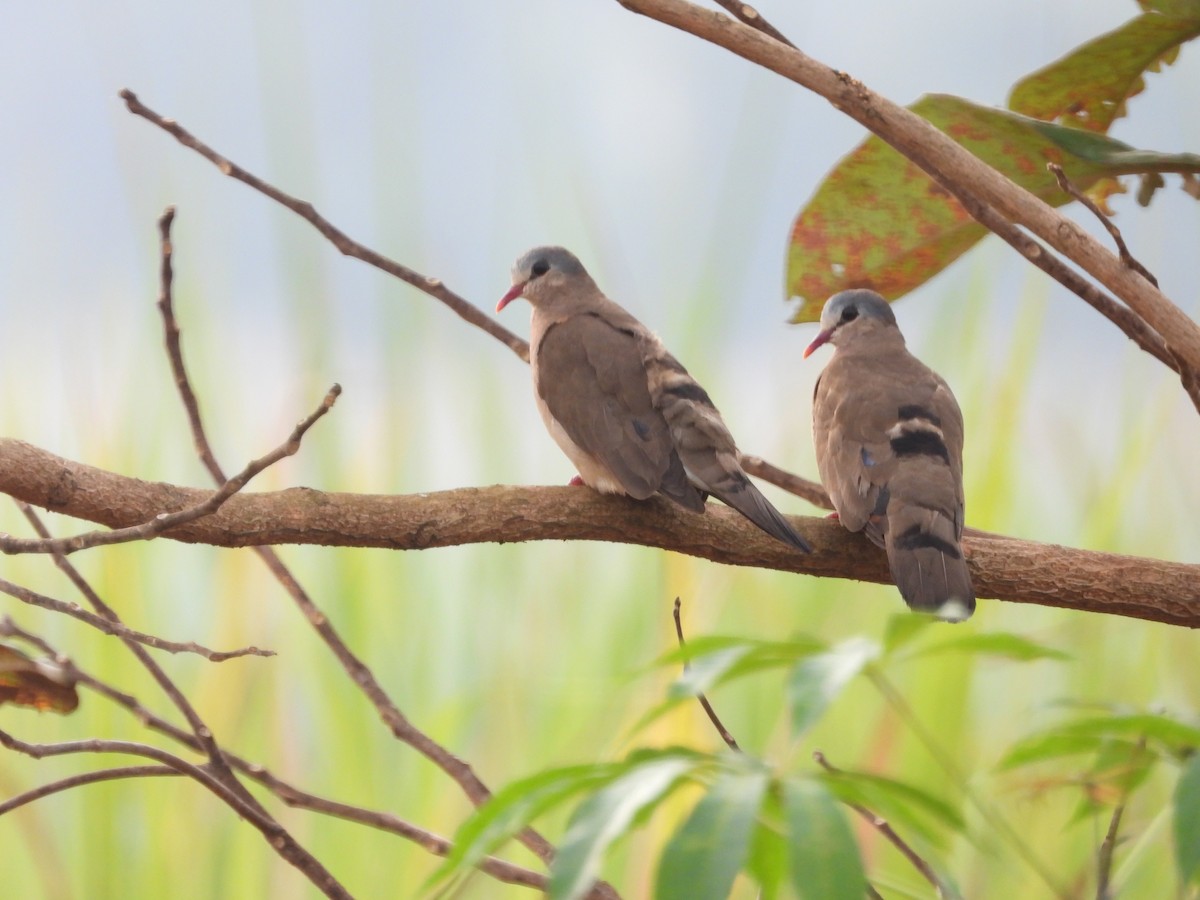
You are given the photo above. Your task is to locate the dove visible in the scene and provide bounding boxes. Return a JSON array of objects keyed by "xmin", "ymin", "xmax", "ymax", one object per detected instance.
[
  {"xmin": 805, "ymin": 289, "xmax": 974, "ymax": 621},
  {"xmin": 497, "ymin": 245, "xmax": 810, "ymax": 552}
]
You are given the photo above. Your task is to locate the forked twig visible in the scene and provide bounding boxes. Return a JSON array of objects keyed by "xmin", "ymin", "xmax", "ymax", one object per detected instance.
[{"xmin": 1048, "ymin": 163, "xmax": 1158, "ymax": 288}]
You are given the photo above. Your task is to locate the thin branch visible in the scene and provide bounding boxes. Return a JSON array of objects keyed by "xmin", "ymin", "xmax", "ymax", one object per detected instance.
[
  {"xmin": 813, "ymin": 750, "xmax": 947, "ymax": 896},
  {"xmin": 4, "ymin": 438, "xmax": 1197, "ymax": 627},
  {"xmin": 739, "ymin": 454, "xmax": 832, "ymax": 509},
  {"xmin": 952, "ymin": 183, "xmax": 1182, "ymax": 375},
  {"xmin": 613, "ymin": 0, "xmax": 1200, "ymax": 391},
  {"xmin": 121, "ymin": 90, "xmax": 530, "ymax": 363},
  {"xmin": 673, "ymin": 598, "xmax": 739, "ymax": 750},
  {"xmin": 0, "ymin": 765, "xmax": 179, "ymax": 815},
  {"xmin": 13, "ymin": 503, "xmax": 348, "ymax": 898},
  {"xmin": 0, "ymin": 730, "xmax": 350, "ymax": 900},
  {"xmin": 1095, "ymin": 801, "xmax": 1124, "ymax": 900},
  {"xmin": 0, "ymin": 386, "xmax": 340, "ymax": 557},
  {"xmin": 0, "ymin": 573, "xmax": 271, "ymax": 661},
  {"xmin": 60, "ymin": 658, "xmax": 547, "ymax": 890},
  {"xmin": 1048, "ymin": 163, "xmax": 1158, "ymax": 288},
  {"xmin": 150, "ymin": 212, "xmax": 584, "ymax": 888}
]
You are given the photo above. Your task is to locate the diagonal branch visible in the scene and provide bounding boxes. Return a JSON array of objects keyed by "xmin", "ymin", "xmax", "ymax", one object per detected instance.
[
  {"xmin": 613, "ymin": 0, "xmax": 1200, "ymax": 397},
  {"xmin": 121, "ymin": 90, "xmax": 530, "ymax": 363},
  {"xmin": 2, "ymin": 437, "xmax": 1197, "ymax": 628}
]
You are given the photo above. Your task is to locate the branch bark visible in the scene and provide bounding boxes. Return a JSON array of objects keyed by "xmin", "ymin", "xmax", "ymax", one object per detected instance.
[
  {"xmin": 614, "ymin": 0, "xmax": 1200, "ymax": 393},
  {"xmin": 3, "ymin": 438, "xmax": 1196, "ymax": 627}
]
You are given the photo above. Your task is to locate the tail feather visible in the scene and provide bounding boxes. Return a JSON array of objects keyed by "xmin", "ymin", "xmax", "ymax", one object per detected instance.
[
  {"xmin": 713, "ymin": 478, "xmax": 812, "ymax": 552},
  {"xmin": 884, "ymin": 505, "xmax": 974, "ymax": 622}
]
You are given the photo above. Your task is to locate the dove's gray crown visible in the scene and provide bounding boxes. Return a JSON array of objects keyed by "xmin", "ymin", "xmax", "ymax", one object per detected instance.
[
  {"xmin": 819, "ymin": 289, "xmax": 898, "ymax": 331},
  {"xmin": 512, "ymin": 245, "xmax": 587, "ymax": 282}
]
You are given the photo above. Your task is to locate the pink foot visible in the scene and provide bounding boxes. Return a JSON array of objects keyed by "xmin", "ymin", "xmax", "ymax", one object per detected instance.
[
  {"xmin": 825, "ymin": 511, "xmax": 840, "ymax": 520},
  {"xmin": 568, "ymin": 475, "xmax": 586, "ymax": 487}
]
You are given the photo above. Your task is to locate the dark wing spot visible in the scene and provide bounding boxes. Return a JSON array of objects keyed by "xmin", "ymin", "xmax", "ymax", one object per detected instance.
[
  {"xmin": 632, "ymin": 418, "xmax": 652, "ymax": 441},
  {"xmin": 890, "ymin": 430, "xmax": 950, "ymax": 464},
  {"xmin": 894, "ymin": 524, "xmax": 961, "ymax": 558},
  {"xmin": 662, "ymin": 380, "xmax": 715, "ymax": 408},
  {"xmin": 860, "ymin": 446, "xmax": 876, "ymax": 467},
  {"xmin": 897, "ymin": 404, "xmax": 941, "ymax": 427}
]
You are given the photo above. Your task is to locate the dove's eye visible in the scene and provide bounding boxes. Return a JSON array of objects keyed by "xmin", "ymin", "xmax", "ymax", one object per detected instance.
[
  {"xmin": 531, "ymin": 259, "xmax": 550, "ymax": 278},
  {"xmin": 839, "ymin": 306, "xmax": 859, "ymax": 324}
]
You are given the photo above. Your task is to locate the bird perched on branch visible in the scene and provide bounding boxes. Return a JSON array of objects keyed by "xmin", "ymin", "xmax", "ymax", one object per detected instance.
[
  {"xmin": 805, "ymin": 289, "xmax": 974, "ymax": 621},
  {"xmin": 497, "ymin": 245, "xmax": 810, "ymax": 552}
]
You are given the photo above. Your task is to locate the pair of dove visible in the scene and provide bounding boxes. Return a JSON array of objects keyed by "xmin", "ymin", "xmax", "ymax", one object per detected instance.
[{"xmin": 497, "ymin": 246, "xmax": 974, "ymax": 622}]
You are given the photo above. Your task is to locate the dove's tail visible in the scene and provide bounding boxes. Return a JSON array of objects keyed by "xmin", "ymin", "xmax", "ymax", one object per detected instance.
[{"xmin": 884, "ymin": 504, "xmax": 974, "ymax": 622}]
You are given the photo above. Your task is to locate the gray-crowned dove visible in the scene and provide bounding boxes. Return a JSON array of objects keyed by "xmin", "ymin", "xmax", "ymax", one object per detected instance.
[
  {"xmin": 805, "ymin": 290, "xmax": 974, "ymax": 621},
  {"xmin": 497, "ymin": 246, "xmax": 811, "ymax": 552}
]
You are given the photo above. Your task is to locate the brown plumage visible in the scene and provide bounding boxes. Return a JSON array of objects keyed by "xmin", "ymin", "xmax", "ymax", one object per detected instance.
[
  {"xmin": 498, "ymin": 245, "xmax": 810, "ymax": 552},
  {"xmin": 806, "ymin": 290, "xmax": 974, "ymax": 621}
]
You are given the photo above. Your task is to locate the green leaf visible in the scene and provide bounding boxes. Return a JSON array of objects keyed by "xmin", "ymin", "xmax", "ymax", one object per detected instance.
[
  {"xmin": 746, "ymin": 785, "xmax": 789, "ymax": 900},
  {"xmin": 1009, "ymin": 2, "xmax": 1200, "ymax": 133},
  {"xmin": 909, "ymin": 632, "xmax": 1070, "ymax": 663},
  {"xmin": 998, "ymin": 731, "xmax": 1106, "ymax": 771},
  {"xmin": 783, "ymin": 779, "xmax": 866, "ymax": 900},
  {"xmin": 655, "ymin": 768, "xmax": 769, "ymax": 900},
  {"xmin": 1057, "ymin": 713, "xmax": 1200, "ymax": 756},
  {"xmin": 1174, "ymin": 753, "xmax": 1200, "ymax": 885},
  {"xmin": 427, "ymin": 763, "xmax": 620, "ymax": 890},
  {"xmin": 785, "ymin": 94, "xmax": 1200, "ymax": 318},
  {"xmin": 550, "ymin": 753, "xmax": 700, "ymax": 900},
  {"xmin": 788, "ymin": 637, "xmax": 878, "ymax": 736}
]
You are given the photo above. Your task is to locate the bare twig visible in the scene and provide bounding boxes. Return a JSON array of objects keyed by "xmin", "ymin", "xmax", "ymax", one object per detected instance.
[
  {"xmin": 814, "ymin": 750, "xmax": 948, "ymax": 895},
  {"xmin": 0, "ymin": 765, "xmax": 179, "ymax": 815},
  {"xmin": 0, "ymin": 730, "xmax": 350, "ymax": 900},
  {"xmin": 672, "ymin": 598, "xmax": 739, "ymax": 750},
  {"xmin": 122, "ymin": 90, "xmax": 530, "ymax": 363},
  {"xmin": 15, "ymin": 646, "xmax": 543, "ymax": 890},
  {"xmin": 13, "ymin": 503, "xmax": 347, "ymax": 898},
  {"xmin": 0, "ymin": 386, "xmax": 340, "ymax": 556},
  {"xmin": 1048, "ymin": 163, "xmax": 1159, "ymax": 288},
  {"xmin": 1095, "ymin": 801, "xmax": 1124, "ymax": 900},
  {"xmin": 0, "ymin": 574, "xmax": 271, "ymax": 661},
  {"xmin": 150, "ymin": 213, "xmax": 590, "ymax": 890},
  {"xmin": 739, "ymin": 454, "xmax": 832, "ymax": 509}
]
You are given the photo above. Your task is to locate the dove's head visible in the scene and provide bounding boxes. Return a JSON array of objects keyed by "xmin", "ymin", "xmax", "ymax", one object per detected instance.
[
  {"xmin": 803, "ymin": 289, "xmax": 899, "ymax": 358},
  {"xmin": 497, "ymin": 246, "xmax": 592, "ymax": 312}
]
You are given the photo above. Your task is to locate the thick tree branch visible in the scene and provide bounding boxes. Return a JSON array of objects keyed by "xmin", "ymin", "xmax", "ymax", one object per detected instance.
[
  {"xmin": 2, "ymin": 438, "xmax": 1196, "ymax": 627},
  {"xmin": 614, "ymin": 0, "xmax": 1200, "ymax": 391}
]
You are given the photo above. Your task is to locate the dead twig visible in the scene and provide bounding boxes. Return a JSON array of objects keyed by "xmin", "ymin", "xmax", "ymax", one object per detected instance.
[
  {"xmin": 0, "ymin": 386, "xmax": 341, "ymax": 556},
  {"xmin": 0, "ymin": 581, "xmax": 272, "ymax": 662},
  {"xmin": 122, "ymin": 90, "xmax": 530, "ymax": 362},
  {"xmin": 672, "ymin": 598, "xmax": 739, "ymax": 750},
  {"xmin": 1048, "ymin": 163, "xmax": 1158, "ymax": 288}
]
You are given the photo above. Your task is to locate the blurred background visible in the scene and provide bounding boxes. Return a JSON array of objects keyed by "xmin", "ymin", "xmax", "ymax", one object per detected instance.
[{"xmin": 1, "ymin": 1, "xmax": 1197, "ymax": 897}]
